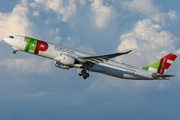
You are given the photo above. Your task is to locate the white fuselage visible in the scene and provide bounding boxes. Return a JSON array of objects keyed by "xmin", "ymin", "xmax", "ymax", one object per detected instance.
[{"xmin": 4, "ymin": 35, "xmax": 156, "ymax": 80}]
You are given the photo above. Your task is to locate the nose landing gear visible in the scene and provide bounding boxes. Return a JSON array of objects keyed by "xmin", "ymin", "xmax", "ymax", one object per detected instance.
[
  {"xmin": 13, "ymin": 50, "xmax": 16, "ymax": 54},
  {"xmin": 13, "ymin": 50, "xmax": 20, "ymax": 54}
]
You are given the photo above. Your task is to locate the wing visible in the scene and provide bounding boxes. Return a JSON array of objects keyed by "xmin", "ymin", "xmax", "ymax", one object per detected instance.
[{"xmin": 78, "ymin": 50, "xmax": 132, "ymax": 64}]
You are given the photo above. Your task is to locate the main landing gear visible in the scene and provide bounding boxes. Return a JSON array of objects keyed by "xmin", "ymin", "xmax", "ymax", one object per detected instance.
[{"xmin": 78, "ymin": 68, "xmax": 90, "ymax": 79}]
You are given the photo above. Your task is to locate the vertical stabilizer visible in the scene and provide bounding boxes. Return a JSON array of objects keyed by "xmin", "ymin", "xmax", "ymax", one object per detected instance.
[{"xmin": 142, "ymin": 54, "xmax": 177, "ymax": 74}]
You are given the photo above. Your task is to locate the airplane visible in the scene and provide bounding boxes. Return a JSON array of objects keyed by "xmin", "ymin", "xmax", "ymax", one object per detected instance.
[{"xmin": 4, "ymin": 35, "xmax": 177, "ymax": 80}]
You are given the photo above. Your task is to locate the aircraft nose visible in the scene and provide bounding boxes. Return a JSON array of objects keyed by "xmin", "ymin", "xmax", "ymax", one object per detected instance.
[
  {"xmin": 4, "ymin": 37, "xmax": 9, "ymax": 43},
  {"xmin": 4, "ymin": 37, "xmax": 11, "ymax": 44},
  {"xmin": 4, "ymin": 37, "xmax": 13, "ymax": 46}
]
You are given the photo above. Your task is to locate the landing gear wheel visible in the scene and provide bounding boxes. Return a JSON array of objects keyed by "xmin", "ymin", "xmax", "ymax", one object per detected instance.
[
  {"xmin": 86, "ymin": 73, "xmax": 89, "ymax": 78},
  {"xmin": 83, "ymin": 73, "xmax": 89, "ymax": 79},
  {"xmin": 78, "ymin": 68, "xmax": 90, "ymax": 79},
  {"xmin": 81, "ymin": 70, "xmax": 85, "ymax": 75},
  {"xmin": 13, "ymin": 51, "xmax": 16, "ymax": 54}
]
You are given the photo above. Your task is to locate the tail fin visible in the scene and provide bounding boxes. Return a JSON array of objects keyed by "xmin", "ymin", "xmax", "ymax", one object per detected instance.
[{"xmin": 141, "ymin": 54, "xmax": 177, "ymax": 74}]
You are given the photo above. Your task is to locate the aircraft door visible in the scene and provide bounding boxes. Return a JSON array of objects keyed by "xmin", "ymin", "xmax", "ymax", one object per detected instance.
[
  {"xmin": 18, "ymin": 37, "xmax": 23, "ymax": 43},
  {"xmin": 133, "ymin": 67, "xmax": 141, "ymax": 76},
  {"xmin": 49, "ymin": 44, "xmax": 54, "ymax": 52}
]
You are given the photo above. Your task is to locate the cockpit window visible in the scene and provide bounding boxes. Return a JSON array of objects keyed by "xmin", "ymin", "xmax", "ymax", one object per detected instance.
[{"xmin": 9, "ymin": 36, "xmax": 14, "ymax": 39}]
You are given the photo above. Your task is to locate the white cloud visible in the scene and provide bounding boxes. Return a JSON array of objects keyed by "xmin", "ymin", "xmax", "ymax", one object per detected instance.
[
  {"xmin": 121, "ymin": 0, "xmax": 179, "ymax": 25},
  {"xmin": 56, "ymin": 28, "xmax": 59, "ymax": 32},
  {"xmin": 49, "ymin": 28, "xmax": 54, "ymax": 35},
  {"xmin": 21, "ymin": 0, "xmax": 28, "ymax": 5},
  {"xmin": 168, "ymin": 10, "xmax": 179, "ymax": 21},
  {"xmin": 117, "ymin": 19, "xmax": 178, "ymax": 66},
  {"xmin": 55, "ymin": 36, "xmax": 62, "ymax": 43},
  {"xmin": 122, "ymin": 0, "xmax": 157, "ymax": 13},
  {"xmin": 67, "ymin": 36, "xmax": 71, "ymax": 40},
  {"xmin": 0, "ymin": 57, "xmax": 52, "ymax": 73},
  {"xmin": 33, "ymin": 10, "xmax": 40, "ymax": 16},
  {"xmin": 0, "ymin": 3, "xmax": 32, "ymax": 40},
  {"xmin": 29, "ymin": 2, "xmax": 37, "ymax": 8},
  {"xmin": 117, "ymin": 38, "xmax": 138, "ymax": 52},
  {"xmin": 45, "ymin": 18, "xmax": 51, "ymax": 24},
  {"xmin": 34, "ymin": 0, "xmax": 76, "ymax": 22},
  {"xmin": 91, "ymin": 0, "xmax": 113, "ymax": 28},
  {"xmin": 79, "ymin": 0, "xmax": 86, "ymax": 4},
  {"xmin": 176, "ymin": 49, "xmax": 180, "ymax": 54}
]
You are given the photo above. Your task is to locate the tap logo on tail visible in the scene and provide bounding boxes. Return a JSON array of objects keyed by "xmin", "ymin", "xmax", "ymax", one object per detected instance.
[
  {"xmin": 157, "ymin": 54, "xmax": 177, "ymax": 74},
  {"xmin": 142, "ymin": 54, "xmax": 177, "ymax": 74}
]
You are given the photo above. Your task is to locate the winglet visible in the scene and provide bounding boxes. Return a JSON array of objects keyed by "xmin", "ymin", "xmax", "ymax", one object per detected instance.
[{"xmin": 125, "ymin": 50, "xmax": 132, "ymax": 54}]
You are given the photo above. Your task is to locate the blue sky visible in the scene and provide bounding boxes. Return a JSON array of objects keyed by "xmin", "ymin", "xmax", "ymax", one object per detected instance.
[
  {"xmin": 0, "ymin": 0, "xmax": 180, "ymax": 120},
  {"xmin": 155, "ymin": 0, "xmax": 180, "ymax": 15}
]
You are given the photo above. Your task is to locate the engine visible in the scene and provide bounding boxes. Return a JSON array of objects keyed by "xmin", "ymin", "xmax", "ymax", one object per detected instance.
[
  {"xmin": 55, "ymin": 54, "xmax": 79, "ymax": 69},
  {"xmin": 59, "ymin": 54, "xmax": 77, "ymax": 66},
  {"xmin": 55, "ymin": 61, "xmax": 70, "ymax": 69}
]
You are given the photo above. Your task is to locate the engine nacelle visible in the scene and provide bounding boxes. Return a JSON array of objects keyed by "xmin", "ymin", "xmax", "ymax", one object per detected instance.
[
  {"xmin": 59, "ymin": 54, "xmax": 76, "ymax": 66},
  {"xmin": 55, "ymin": 61, "xmax": 70, "ymax": 69}
]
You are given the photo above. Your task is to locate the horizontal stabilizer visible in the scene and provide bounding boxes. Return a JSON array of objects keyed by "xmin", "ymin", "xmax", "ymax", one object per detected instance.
[{"xmin": 152, "ymin": 73, "xmax": 174, "ymax": 79}]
